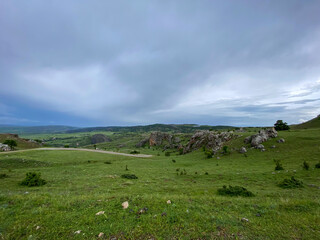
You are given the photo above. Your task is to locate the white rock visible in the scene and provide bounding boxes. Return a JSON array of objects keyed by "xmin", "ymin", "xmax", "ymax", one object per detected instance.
[
  {"xmin": 167, "ymin": 200, "xmax": 171, "ymax": 204},
  {"xmin": 95, "ymin": 211, "xmax": 105, "ymax": 215},
  {"xmin": 122, "ymin": 201, "xmax": 129, "ymax": 209},
  {"xmin": 74, "ymin": 230, "xmax": 81, "ymax": 234}
]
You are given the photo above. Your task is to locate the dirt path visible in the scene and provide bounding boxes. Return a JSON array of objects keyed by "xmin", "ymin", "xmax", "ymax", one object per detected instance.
[{"xmin": 0, "ymin": 147, "xmax": 153, "ymax": 158}]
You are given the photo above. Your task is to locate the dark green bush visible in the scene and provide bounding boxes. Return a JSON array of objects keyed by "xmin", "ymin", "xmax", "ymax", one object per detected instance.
[
  {"xmin": 315, "ymin": 162, "xmax": 320, "ymax": 168},
  {"xmin": 165, "ymin": 152, "xmax": 171, "ymax": 157},
  {"xmin": 0, "ymin": 173, "xmax": 9, "ymax": 179},
  {"xmin": 121, "ymin": 174, "xmax": 138, "ymax": 179},
  {"xmin": 222, "ymin": 146, "xmax": 228, "ymax": 154},
  {"xmin": 104, "ymin": 161, "xmax": 112, "ymax": 164},
  {"xmin": 278, "ymin": 176, "xmax": 303, "ymax": 189},
  {"xmin": 303, "ymin": 161, "xmax": 309, "ymax": 170},
  {"xmin": 64, "ymin": 144, "xmax": 69, "ymax": 148},
  {"xmin": 274, "ymin": 120, "xmax": 290, "ymax": 131},
  {"xmin": 130, "ymin": 150, "xmax": 140, "ymax": 154},
  {"xmin": 172, "ymin": 159, "xmax": 176, "ymax": 163},
  {"xmin": 20, "ymin": 172, "xmax": 46, "ymax": 187},
  {"xmin": 274, "ymin": 160, "xmax": 284, "ymax": 171},
  {"xmin": 217, "ymin": 185, "xmax": 254, "ymax": 197},
  {"xmin": 178, "ymin": 148, "xmax": 184, "ymax": 155},
  {"xmin": 205, "ymin": 150, "xmax": 213, "ymax": 159}
]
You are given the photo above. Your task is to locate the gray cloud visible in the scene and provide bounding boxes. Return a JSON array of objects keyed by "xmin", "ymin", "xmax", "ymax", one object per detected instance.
[{"xmin": 1, "ymin": 0, "xmax": 320, "ymax": 126}]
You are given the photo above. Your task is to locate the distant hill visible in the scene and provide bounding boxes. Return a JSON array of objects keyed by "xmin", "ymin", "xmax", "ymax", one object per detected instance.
[
  {"xmin": 291, "ymin": 115, "xmax": 320, "ymax": 129},
  {"xmin": 0, "ymin": 125, "xmax": 78, "ymax": 135},
  {"xmin": 66, "ymin": 124, "xmax": 236, "ymax": 133},
  {"xmin": 0, "ymin": 134, "xmax": 41, "ymax": 149}
]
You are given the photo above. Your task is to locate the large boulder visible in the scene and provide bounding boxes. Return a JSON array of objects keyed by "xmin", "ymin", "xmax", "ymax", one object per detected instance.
[
  {"xmin": 244, "ymin": 128, "xmax": 277, "ymax": 148},
  {"xmin": 91, "ymin": 134, "xmax": 112, "ymax": 144},
  {"xmin": 184, "ymin": 130, "xmax": 237, "ymax": 154},
  {"xmin": 0, "ymin": 143, "xmax": 10, "ymax": 151}
]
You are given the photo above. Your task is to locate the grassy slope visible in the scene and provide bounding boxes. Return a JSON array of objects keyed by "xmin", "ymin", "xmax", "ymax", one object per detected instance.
[
  {"xmin": 291, "ymin": 115, "xmax": 320, "ymax": 130},
  {"xmin": 0, "ymin": 129, "xmax": 319, "ymax": 239},
  {"xmin": 0, "ymin": 134, "xmax": 40, "ymax": 150}
]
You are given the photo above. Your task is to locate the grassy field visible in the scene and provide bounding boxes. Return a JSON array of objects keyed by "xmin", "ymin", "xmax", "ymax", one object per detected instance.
[{"xmin": 0, "ymin": 129, "xmax": 320, "ymax": 239}]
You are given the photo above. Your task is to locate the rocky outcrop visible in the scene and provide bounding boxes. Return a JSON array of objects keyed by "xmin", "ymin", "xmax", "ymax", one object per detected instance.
[
  {"xmin": 91, "ymin": 134, "xmax": 112, "ymax": 144},
  {"xmin": 135, "ymin": 132, "xmax": 181, "ymax": 148},
  {"xmin": 244, "ymin": 128, "xmax": 277, "ymax": 148},
  {"xmin": 184, "ymin": 130, "xmax": 237, "ymax": 154},
  {"xmin": 0, "ymin": 143, "xmax": 10, "ymax": 151}
]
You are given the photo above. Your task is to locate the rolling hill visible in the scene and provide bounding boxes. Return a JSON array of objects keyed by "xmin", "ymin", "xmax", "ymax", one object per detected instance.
[{"xmin": 291, "ymin": 115, "xmax": 320, "ymax": 129}]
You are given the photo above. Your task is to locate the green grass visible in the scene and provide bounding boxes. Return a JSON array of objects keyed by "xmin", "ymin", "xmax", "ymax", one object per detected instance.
[{"xmin": 0, "ymin": 129, "xmax": 320, "ymax": 239}]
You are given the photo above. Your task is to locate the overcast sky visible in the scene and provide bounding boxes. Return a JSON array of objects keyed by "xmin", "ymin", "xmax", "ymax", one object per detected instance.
[{"xmin": 1, "ymin": 0, "xmax": 320, "ymax": 127}]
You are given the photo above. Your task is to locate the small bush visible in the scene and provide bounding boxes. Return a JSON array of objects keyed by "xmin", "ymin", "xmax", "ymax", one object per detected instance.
[
  {"xmin": 278, "ymin": 176, "xmax": 303, "ymax": 188},
  {"xmin": 274, "ymin": 160, "xmax": 284, "ymax": 171},
  {"xmin": 205, "ymin": 150, "xmax": 213, "ymax": 159},
  {"xmin": 64, "ymin": 144, "xmax": 69, "ymax": 148},
  {"xmin": 315, "ymin": 162, "xmax": 320, "ymax": 168},
  {"xmin": 104, "ymin": 161, "xmax": 112, "ymax": 164},
  {"xmin": 0, "ymin": 173, "xmax": 9, "ymax": 179},
  {"xmin": 217, "ymin": 185, "xmax": 254, "ymax": 197},
  {"xmin": 172, "ymin": 159, "xmax": 176, "ymax": 163},
  {"xmin": 121, "ymin": 174, "xmax": 138, "ymax": 179},
  {"xmin": 130, "ymin": 150, "xmax": 140, "ymax": 154},
  {"xmin": 20, "ymin": 172, "xmax": 46, "ymax": 187},
  {"xmin": 165, "ymin": 152, "xmax": 171, "ymax": 157},
  {"xmin": 205, "ymin": 172, "xmax": 209, "ymax": 175},
  {"xmin": 222, "ymin": 146, "xmax": 228, "ymax": 154},
  {"xmin": 178, "ymin": 148, "xmax": 184, "ymax": 155},
  {"xmin": 303, "ymin": 161, "xmax": 309, "ymax": 170}
]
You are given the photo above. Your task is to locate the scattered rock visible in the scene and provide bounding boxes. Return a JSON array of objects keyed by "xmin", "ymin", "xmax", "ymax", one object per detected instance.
[
  {"xmin": 95, "ymin": 211, "xmax": 105, "ymax": 216},
  {"xmin": 122, "ymin": 201, "xmax": 129, "ymax": 209},
  {"xmin": 277, "ymin": 138, "xmax": 285, "ymax": 143},
  {"xmin": 167, "ymin": 200, "xmax": 171, "ymax": 204},
  {"xmin": 98, "ymin": 232, "xmax": 104, "ymax": 238},
  {"xmin": 256, "ymin": 144, "xmax": 265, "ymax": 150},
  {"xmin": 161, "ymin": 212, "xmax": 167, "ymax": 217},
  {"xmin": 74, "ymin": 230, "xmax": 81, "ymax": 234},
  {"xmin": 241, "ymin": 218, "xmax": 249, "ymax": 222},
  {"xmin": 270, "ymin": 145, "xmax": 276, "ymax": 148},
  {"xmin": 36, "ymin": 226, "xmax": 40, "ymax": 230},
  {"xmin": 239, "ymin": 147, "xmax": 247, "ymax": 153}
]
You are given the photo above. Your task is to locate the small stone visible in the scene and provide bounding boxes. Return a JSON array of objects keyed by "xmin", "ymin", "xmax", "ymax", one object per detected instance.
[
  {"xmin": 270, "ymin": 145, "xmax": 276, "ymax": 148},
  {"xmin": 272, "ymin": 172, "xmax": 276, "ymax": 174},
  {"xmin": 161, "ymin": 212, "xmax": 167, "ymax": 217},
  {"xmin": 98, "ymin": 232, "xmax": 104, "ymax": 238},
  {"xmin": 36, "ymin": 226, "xmax": 40, "ymax": 230},
  {"xmin": 95, "ymin": 211, "xmax": 105, "ymax": 215},
  {"xmin": 217, "ymin": 157, "xmax": 220, "ymax": 159},
  {"xmin": 241, "ymin": 218, "xmax": 249, "ymax": 222},
  {"xmin": 167, "ymin": 200, "xmax": 171, "ymax": 204},
  {"xmin": 239, "ymin": 147, "xmax": 247, "ymax": 153},
  {"xmin": 122, "ymin": 201, "xmax": 129, "ymax": 209},
  {"xmin": 74, "ymin": 230, "xmax": 81, "ymax": 234}
]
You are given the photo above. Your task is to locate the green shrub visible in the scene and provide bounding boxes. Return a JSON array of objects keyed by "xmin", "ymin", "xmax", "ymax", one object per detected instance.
[
  {"xmin": 315, "ymin": 162, "xmax": 320, "ymax": 168},
  {"xmin": 278, "ymin": 176, "xmax": 303, "ymax": 189},
  {"xmin": 222, "ymin": 146, "xmax": 228, "ymax": 154},
  {"xmin": 274, "ymin": 160, "xmax": 284, "ymax": 171},
  {"xmin": 178, "ymin": 148, "xmax": 184, "ymax": 155},
  {"xmin": 64, "ymin": 144, "xmax": 69, "ymax": 148},
  {"xmin": 217, "ymin": 185, "xmax": 254, "ymax": 197},
  {"xmin": 303, "ymin": 161, "xmax": 309, "ymax": 170},
  {"xmin": 165, "ymin": 152, "xmax": 171, "ymax": 157},
  {"xmin": 130, "ymin": 150, "xmax": 140, "ymax": 154},
  {"xmin": 0, "ymin": 173, "xmax": 9, "ymax": 179},
  {"xmin": 205, "ymin": 150, "xmax": 213, "ymax": 159},
  {"xmin": 20, "ymin": 172, "xmax": 46, "ymax": 187},
  {"xmin": 274, "ymin": 120, "xmax": 290, "ymax": 131},
  {"xmin": 121, "ymin": 174, "xmax": 138, "ymax": 179},
  {"xmin": 205, "ymin": 172, "xmax": 209, "ymax": 175},
  {"xmin": 104, "ymin": 161, "xmax": 112, "ymax": 164},
  {"xmin": 172, "ymin": 159, "xmax": 176, "ymax": 163}
]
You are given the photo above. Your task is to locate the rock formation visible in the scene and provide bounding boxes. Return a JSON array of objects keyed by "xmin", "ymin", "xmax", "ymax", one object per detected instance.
[
  {"xmin": 91, "ymin": 134, "xmax": 112, "ymax": 144},
  {"xmin": 244, "ymin": 128, "xmax": 278, "ymax": 148},
  {"xmin": 183, "ymin": 130, "xmax": 237, "ymax": 154},
  {"xmin": 135, "ymin": 131, "xmax": 181, "ymax": 149}
]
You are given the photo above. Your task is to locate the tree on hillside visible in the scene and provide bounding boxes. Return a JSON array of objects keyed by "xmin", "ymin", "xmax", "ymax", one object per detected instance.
[
  {"xmin": 3, "ymin": 140, "xmax": 17, "ymax": 150},
  {"xmin": 274, "ymin": 120, "xmax": 290, "ymax": 131}
]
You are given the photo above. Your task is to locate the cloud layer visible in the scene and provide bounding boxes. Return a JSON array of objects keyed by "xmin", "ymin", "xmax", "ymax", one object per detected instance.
[{"xmin": 1, "ymin": 0, "xmax": 320, "ymax": 126}]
